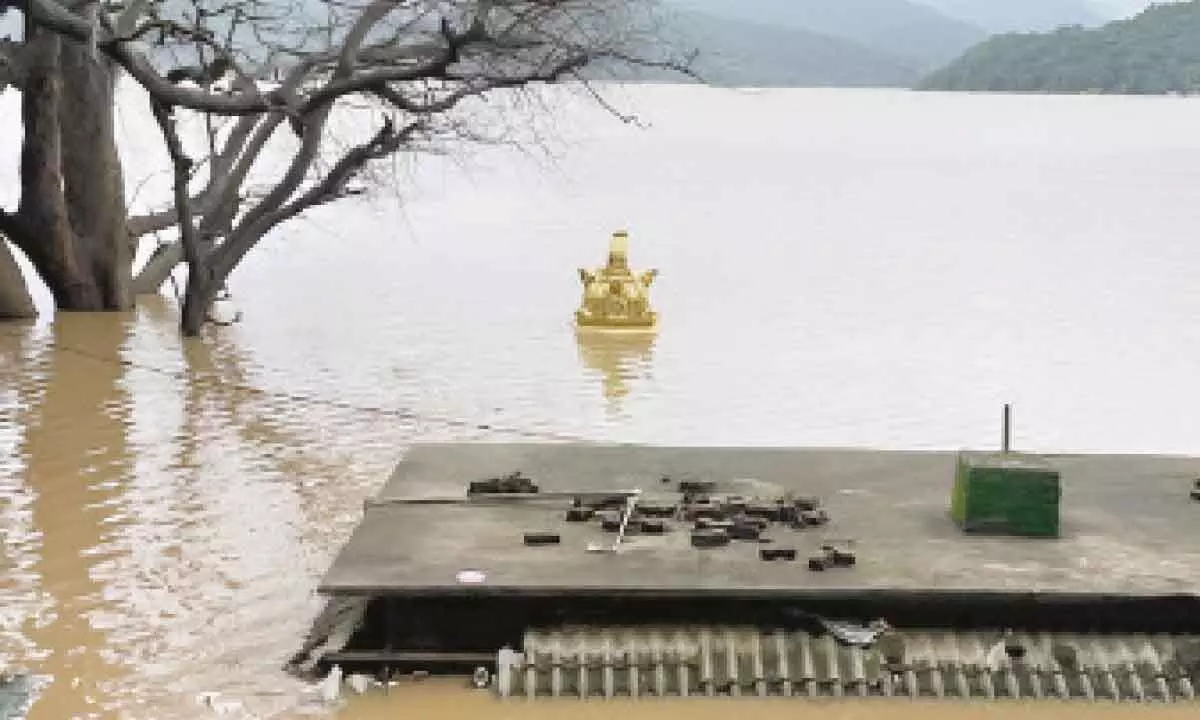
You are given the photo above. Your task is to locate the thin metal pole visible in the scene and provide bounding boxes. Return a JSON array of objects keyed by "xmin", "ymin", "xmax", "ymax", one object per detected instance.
[
  {"xmin": 1002, "ymin": 404, "xmax": 1012, "ymax": 454},
  {"xmin": 383, "ymin": 596, "xmax": 393, "ymax": 694}
]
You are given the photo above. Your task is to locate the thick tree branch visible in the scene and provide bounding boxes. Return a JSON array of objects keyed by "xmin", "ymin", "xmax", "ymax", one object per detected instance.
[
  {"xmin": 21, "ymin": 0, "xmax": 485, "ymax": 115},
  {"xmin": 128, "ymin": 51, "xmax": 319, "ymax": 241},
  {"xmin": 112, "ymin": 0, "xmax": 151, "ymax": 37},
  {"xmin": 127, "ymin": 112, "xmax": 263, "ymax": 237},
  {"xmin": 263, "ymin": 118, "xmax": 423, "ymax": 232},
  {"xmin": 211, "ymin": 0, "xmax": 402, "ymax": 250},
  {"xmin": 25, "ymin": 0, "xmax": 697, "ymax": 127},
  {"xmin": 23, "ymin": 0, "xmax": 285, "ymax": 113},
  {"xmin": 114, "ymin": 17, "xmax": 214, "ymax": 45},
  {"xmin": 131, "ymin": 60, "xmax": 306, "ymax": 292},
  {"xmin": 129, "ymin": 109, "xmax": 289, "ymax": 293},
  {"xmin": 125, "ymin": 0, "xmax": 422, "ymax": 298},
  {"xmin": 148, "ymin": 100, "xmax": 207, "ymax": 291}
]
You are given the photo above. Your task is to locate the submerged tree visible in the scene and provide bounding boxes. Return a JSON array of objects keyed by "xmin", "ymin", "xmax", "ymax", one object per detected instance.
[
  {"xmin": 0, "ymin": 1, "xmax": 147, "ymax": 317},
  {"xmin": 1, "ymin": 0, "xmax": 694, "ymax": 335}
]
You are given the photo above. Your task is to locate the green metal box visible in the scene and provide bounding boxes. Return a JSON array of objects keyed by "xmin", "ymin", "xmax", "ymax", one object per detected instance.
[{"xmin": 950, "ymin": 452, "xmax": 1061, "ymax": 537}]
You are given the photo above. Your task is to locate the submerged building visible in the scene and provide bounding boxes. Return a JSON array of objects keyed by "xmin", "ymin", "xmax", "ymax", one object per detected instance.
[{"xmin": 291, "ymin": 443, "xmax": 1200, "ymax": 701}]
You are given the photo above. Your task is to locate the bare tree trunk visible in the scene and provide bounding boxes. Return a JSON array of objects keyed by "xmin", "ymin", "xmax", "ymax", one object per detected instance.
[
  {"xmin": 10, "ymin": 17, "xmax": 132, "ymax": 313},
  {"xmin": 15, "ymin": 24, "xmax": 97, "ymax": 310},
  {"xmin": 180, "ymin": 237, "xmax": 223, "ymax": 337},
  {"xmin": 180, "ymin": 271, "xmax": 216, "ymax": 337},
  {"xmin": 0, "ymin": 240, "xmax": 37, "ymax": 319},
  {"xmin": 150, "ymin": 99, "xmax": 222, "ymax": 338},
  {"xmin": 59, "ymin": 38, "xmax": 133, "ymax": 308}
]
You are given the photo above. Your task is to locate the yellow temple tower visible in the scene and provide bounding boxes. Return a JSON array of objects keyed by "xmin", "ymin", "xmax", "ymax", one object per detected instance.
[{"xmin": 574, "ymin": 230, "xmax": 658, "ymax": 332}]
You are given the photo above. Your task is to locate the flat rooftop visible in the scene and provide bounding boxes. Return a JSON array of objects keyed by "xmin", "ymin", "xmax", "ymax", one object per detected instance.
[{"xmin": 318, "ymin": 444, "xmax": 1200, "ymax": 598}]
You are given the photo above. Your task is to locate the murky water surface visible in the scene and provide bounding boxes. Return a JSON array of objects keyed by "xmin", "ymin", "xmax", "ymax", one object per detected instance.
[{"xmin": 3, "ymin": 84, "xmax": 1200, "ymax": 718}]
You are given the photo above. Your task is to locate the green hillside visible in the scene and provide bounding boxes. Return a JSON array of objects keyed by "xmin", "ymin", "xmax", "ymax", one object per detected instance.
[{"xmin": 919, "ymin": 1, "xmax": 1200, "ymax": 93}]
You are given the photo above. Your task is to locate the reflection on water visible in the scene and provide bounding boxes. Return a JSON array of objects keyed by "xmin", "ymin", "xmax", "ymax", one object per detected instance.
[
  {"xmin": 573, "ymin": 329, "xmax": 657, "ymax": 411},
  {"xmin": 21, "ymin": 314, "xmax": 131, "ymax": 717},
  {"xmin": 0, "ymin": 307, "xmax": 405, "ymax": 718}
]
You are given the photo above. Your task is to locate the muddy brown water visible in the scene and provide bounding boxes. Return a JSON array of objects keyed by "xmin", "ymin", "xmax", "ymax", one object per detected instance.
[
  {"xmin": 6, "ymin": 85, "xmax": 1200, "ymax": 718},
  {"xmin": 350, "ymin": 679, "xmax": 1200, "ymax": 719}
]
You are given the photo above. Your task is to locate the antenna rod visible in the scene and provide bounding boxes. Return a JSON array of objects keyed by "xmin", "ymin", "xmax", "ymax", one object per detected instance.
[{"xmin": 1002, "ymin": 403, "xmax": 1012, "ymax": 454}]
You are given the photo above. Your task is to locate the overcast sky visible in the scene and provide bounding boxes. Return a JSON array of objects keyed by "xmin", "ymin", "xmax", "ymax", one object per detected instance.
[{"xmin": 1091, "ymin": 0, "xmax": 1167, "ymax": 18}]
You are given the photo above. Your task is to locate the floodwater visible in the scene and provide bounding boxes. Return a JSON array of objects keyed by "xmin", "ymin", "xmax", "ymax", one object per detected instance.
[{"xmin": 4, "ymin": 83, "xmax": 1200, "ymax": 718}]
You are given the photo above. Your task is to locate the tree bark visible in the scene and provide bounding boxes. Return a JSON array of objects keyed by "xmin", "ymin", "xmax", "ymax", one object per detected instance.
[
  {"xmin": 0, "ymin": 240, "xmax": 37, "ymax": 319},
  {"xmin": 11, "ymin": 16, "xmax": 132, "ymax": 313},
  {"xmin": 131, "ymin": 241, "xmax": 182, "ymax": 295},
  {"xmin": 180, "ymin": 270, "xmax": 216, "ymax": 337},
  {"xmin": 59, "ymin": 37, "xmax": 133, "ymax": 308},
  {"xmin": 15, "ymin": 23, "xmax": 95, "ymax": 309},
  {"xmin": 150, "ymin": 99, "xmax": 222, "ymax": 338}
]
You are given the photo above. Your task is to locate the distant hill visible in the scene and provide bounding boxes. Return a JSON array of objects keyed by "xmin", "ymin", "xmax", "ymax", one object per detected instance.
[
  {"xmin": 599, "ymin": 9, "xmax": 920, "ymax": 88},
  {"xmin": 913, "ymin": 0, "xmax": 1105, "ymax": 32},
  {"xmin": 918, "ymin": 1, "xmax": 1200, "ymax": 93},
  {"xmin": 667, "ymin": 0, "xmax": 986, "ymax": 71}
]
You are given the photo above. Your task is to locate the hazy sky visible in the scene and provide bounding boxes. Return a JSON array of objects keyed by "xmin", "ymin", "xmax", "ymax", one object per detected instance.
[{"xmin": 1090, "ymin": 0, "xmax": 1166, "ymax": 18}]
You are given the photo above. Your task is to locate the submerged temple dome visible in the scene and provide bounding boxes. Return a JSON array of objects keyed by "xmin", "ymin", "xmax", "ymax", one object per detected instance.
[{"xmin": 575, "ymin": 231, "xmax": 658, "ymax": 330}]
